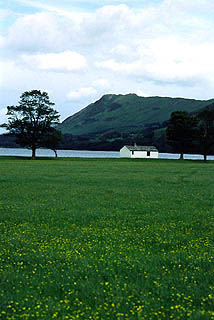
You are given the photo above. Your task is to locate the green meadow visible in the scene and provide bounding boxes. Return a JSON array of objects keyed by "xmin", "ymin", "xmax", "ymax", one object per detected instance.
[{"xmin": 0, "ymin": 157, "xmax": 213, "ymax": 320}]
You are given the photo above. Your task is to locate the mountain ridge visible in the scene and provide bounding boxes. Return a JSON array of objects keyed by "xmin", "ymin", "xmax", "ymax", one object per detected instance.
[{"xmin": 58, "ymin": 94, "xmax": 214, "ymax": 136}]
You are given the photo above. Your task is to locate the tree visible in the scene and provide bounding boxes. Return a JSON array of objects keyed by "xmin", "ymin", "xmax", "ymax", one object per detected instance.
[
  {"xmin": 166, "ymin": 111, "xmax": 198, "ymax": 160},
  {"xmin": 197, "ymin": 105, "xmax": 214, "ymax": 162},
  {"xmin": 42, "ymin": 128, "xmax": 62, "ymax": 158},
  {"xmin": 1, "ymin": 90, "xmax": 60, "ymax": 159}
]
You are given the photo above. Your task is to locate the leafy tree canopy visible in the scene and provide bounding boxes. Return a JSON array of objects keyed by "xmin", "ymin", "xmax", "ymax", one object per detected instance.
[
  {"xmin": 197, "ymin": 104, "xmax": 214, "ymax": 161},
  {"xmin": 1, "ymin": 90, "xmax": 60, "ymax": 159},
  {"xmin": 41, "ymin": 128, "xmax": 62, "ymax": 158},
  {"xmin": 166, "ymin": 111, "xmax": 198, "ymax": 159}
]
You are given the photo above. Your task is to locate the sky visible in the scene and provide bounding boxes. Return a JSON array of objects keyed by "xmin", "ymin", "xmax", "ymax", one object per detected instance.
[{"xmin": 1, "ymin": 0, "xmax": 214, "ymax": 130}]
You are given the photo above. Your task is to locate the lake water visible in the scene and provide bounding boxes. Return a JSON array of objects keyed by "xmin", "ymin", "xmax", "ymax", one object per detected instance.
[
  {"xmin": 0, "ymin": 147, "xmax": 214, "ymax": 160},
  {"xmin": 0, "ymin": 148, "xmax": 119, "ymax": 158}
]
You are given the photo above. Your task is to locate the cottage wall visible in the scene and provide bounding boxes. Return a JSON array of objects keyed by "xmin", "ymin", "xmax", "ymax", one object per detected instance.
[
  {"xmin": 120, "ymin": 147, "xmax": 131, "ymax": 158},
  {"xmin": 131, "ymin": 151, "xmax": 158, "ymax": 159},
  {"xmin": 120, "ymin": 145, "xmax": 159, "ymax": 159}
]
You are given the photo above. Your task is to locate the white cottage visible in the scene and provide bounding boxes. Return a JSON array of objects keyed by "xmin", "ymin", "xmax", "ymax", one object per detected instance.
[{"xmin": 120, "ymin": 145, "xmax": 159, "ymax": 159}]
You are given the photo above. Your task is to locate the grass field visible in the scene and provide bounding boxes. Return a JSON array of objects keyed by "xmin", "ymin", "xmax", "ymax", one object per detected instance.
[{"xmin": 0, "ymin": 157, "xmax": 213, "ymax": 320}]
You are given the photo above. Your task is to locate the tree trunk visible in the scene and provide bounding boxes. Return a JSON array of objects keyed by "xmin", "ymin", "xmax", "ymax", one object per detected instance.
[
  {"xmin": 203, "ymin": 143, "xmax": 208, "ymax": 162},
  {"xmin": 53, "ymin": 149, "xmax": 57, "ymax": 158},
  {"xmin": 179, "ymin": 152, "xmax": 184, "ymax": 160},
  {"xmin": 31, "ymin": 147, "xmax": 36, "ymax": 160}
]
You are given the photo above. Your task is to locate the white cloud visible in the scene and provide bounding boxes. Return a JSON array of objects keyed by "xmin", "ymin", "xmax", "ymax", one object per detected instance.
[
  {"xmin": 0, "ymin": 107, "xmax": 8, "ymax": 126},
  {"xmin": 143, "ymin": 38, "xmax": 214, "ymax": 83},
  {"xmin": 21, "ymin": 51, "xmax": 87, "ymax": 72},
  {"xmin": 15, "ymin": 0, "xmax": 89, "ymax": 20},
  {"xmin": 96, "ymin": 36, "xmax": 214, "ymax": 86},
  {"xmin": 135, "ymin": 90, "xmax": 150, "ymax": 98},
  {"xmin": 0, "ymin": 60, "xmax": 21, "ymax": 89},
  {"xmin": 67, "ymin": 87, "xmax": 97, "ymax": 101},
  {"xmin": 92, "ymin": 79, "xmax": 110, "ymax": 89},
  {"xmin": 96, "ymin": 59, "xmax": 139, "ymax": 73},
  {"xmin": 0, "ymin": 9, "xmax": 13, "ymax": 20},
  {"xmin": 162, "ymin": 0, "xmax": 214, "ymax": 12},
  {"xmin": 6, "ymin": 12, "xmax": 69, "ymax": 52},
  {"xmin": 110, "ymin": 44, "xmax": 137, "ymax": 60},
  {"xmin": 0, "ymin": 35, "xmax": 5, "ymax": 48}
]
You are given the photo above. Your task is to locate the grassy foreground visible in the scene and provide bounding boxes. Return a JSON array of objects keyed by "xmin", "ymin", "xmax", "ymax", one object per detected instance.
[{"xmin": 0, "ymin": 157, "xmax": 213, "ymax": 320}]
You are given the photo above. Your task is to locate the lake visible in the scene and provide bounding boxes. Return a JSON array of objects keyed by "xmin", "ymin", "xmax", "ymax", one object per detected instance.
[{"xmin": 0, "ymin": 147, "xmax": 214, "ymax": 160}]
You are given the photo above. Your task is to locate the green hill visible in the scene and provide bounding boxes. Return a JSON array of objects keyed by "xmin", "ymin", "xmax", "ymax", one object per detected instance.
[{"xmin": 58, "ymin": 94, "xmax": 214, "ymax": 135}]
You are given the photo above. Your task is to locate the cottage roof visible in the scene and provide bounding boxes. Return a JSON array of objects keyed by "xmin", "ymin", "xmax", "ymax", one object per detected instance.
[{"xmin": 124, "ymin": 145, "xmax": 158, "ymax": 152}]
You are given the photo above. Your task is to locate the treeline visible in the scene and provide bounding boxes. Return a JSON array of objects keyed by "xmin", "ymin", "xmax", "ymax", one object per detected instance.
[
  {"xmin": 58, "ymin": 128, "xmax": 169, "ymax": 152},
  {"xmin": 0, "ymin": 128, "xmax": 168, "ymax": 152},
  {"xmin": 0, "ymin": 134, "xmax": 18, "ymax": 148},
  {"xmin": 166, "ymin": 105, "xmax": 214, "ymax": 161},
  {"xmin": 0, "ymin": 120, "xmax": 168, "ymax": 152}
]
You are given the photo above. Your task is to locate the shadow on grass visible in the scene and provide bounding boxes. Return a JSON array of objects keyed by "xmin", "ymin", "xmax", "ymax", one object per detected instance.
[
  {"xmin": 0, "ymin": 156, "xmax": 57, "ymax": 161},
  {"xmin": 0, "ymin": 155, "xmax": 213, "ymax": 164}
]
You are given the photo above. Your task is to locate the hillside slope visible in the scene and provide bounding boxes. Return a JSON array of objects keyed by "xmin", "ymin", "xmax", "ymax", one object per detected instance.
[{"xmin": 59, "ymin": 94, "xmax": 214, "ymax": 135}]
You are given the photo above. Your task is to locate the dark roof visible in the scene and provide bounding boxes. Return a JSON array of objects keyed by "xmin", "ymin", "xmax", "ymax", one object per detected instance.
[{"xmin": 124, "ymin": 145, "xmax": 159, "ymax": 152}]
